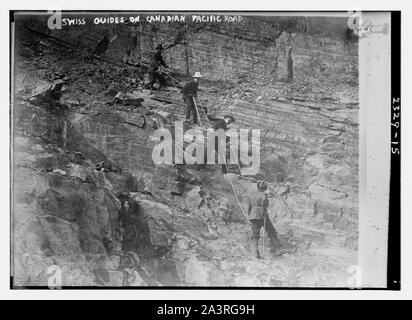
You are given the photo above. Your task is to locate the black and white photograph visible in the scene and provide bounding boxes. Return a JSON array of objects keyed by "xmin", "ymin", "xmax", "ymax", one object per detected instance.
[{"xmin": 8, "ymin": 8, "xmax": 400, "ymax": 292}]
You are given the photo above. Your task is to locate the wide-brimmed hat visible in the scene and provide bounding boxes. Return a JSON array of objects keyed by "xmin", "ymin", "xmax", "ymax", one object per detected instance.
[
  {"xmin": 257, "ymin": 181, "xmax": 268, "ymax": 191},
  {"xmin": 192, "ymin": 71, "xmax": 203, "ymax": 78}
]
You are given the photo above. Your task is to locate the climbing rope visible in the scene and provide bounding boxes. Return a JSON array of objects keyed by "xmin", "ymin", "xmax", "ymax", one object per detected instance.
[
  {"xmin": 160, "ymin": 69, "xmax": 183, "ymax": 86},
  {"xmin": 194, "ymin": 98, "xmax": 293, "ymax": 258},
  {"xmin": 194, "ymin": 97, "xmax": 249, "ymax": 221},
  {"xmin": 198, "ymin": 98, "xmax": 245, "ymax": 181},
  {"xmin": 196, "ymin": 98, "xmax": 243, "ymax": 175},
  {"xmin": 192, "ymin": 98, "xmax": 203, "ymax": 127}
]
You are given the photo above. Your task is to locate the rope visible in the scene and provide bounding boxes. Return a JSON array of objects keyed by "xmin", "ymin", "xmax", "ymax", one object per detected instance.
[
  {"xmin": 196, "ymin": 97, "xmax": 249, "ymax": 221},
  {"xmin": 196, "ymin": 98, "xmax": 242, "ymax": 175},
  {"xmin": 192, "ymin": 97, "xmax": 203, "ymax": 127},
  {"xmin": 197, "ymin": 97, "xmax": 283, "ymax": 257},
  {"xmin": 225, "ymin": 169, "xmax": 249, "ymax": 221},
  {"xmin": 229, "ymin": 145, "xmax": 243, "ymax": 175}
]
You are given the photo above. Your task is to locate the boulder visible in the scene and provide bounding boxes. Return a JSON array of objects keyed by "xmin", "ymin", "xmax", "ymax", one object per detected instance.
[
  {"xmin": 152, "ymin": 166, "xmax": 183, "ymax": 196},
  {"xmin": 114, "ymin": 92, "xmax": 144, "ymax": 105},
  {"xmin": 92, "ymin": 254, "xmax": 121, "ymax": 270},
  {"xmin": 35, "ymin": 153, "xmax": 57, "ymax": 171},
  {"xmin": 217, "ymin": 198, "xmax": 232, "ymax": 223},
  {"xmin": 68, "ymin": 163, "xmax": 89, "ymax": 182},
  {"xmin": 80, "ymin": 236, "xmax": 107, "ymax": 254},
  {"xmin": 38, "ymin": 187, "xmax": 85, "ymax": 221},
  {"xmin": 125, "ymin": 269, "xmax": 147, "ymax": 286},
  {"xmin": 118, "ymin": 251, "xmax": 140, "ymax": 269},
  {"xmin": 155, "ymin": 259, "xmax": 181, "ymax": 286},
  {"xmin": 37, "ymin": 215, "xmax": 81, "ymax": 256},
  {"xmin": 138, "ymin": 199, "xmax": 174, "ymax": 217},
  {"xmin": 30, "ymin": 80, "xmax": 64, "ymax": 104},
  {"xmin": 185, "ymin": 187, "xmax": 204, "ymax": 210},
  {"xmin": 304, "ymin": 154, "xmax": 332, "ymax": 171},
  {"xmin": 94, "ymin": 270, "xmax": 124, "ymax": 286},
  {"xmin": 321, "ymin": 163, "xmax": 354, "ymax": 187},
  {"xmin": 30, "ymin": 144, "xmax": 46, "ymax": 153},
  {"xmin": 77, "ymin": 187, "xmax": 120, "ymax": 253},
  {"xmin": 13, "ymin": 252, "xmax": 55, "ymax": 287},
  {"xmin": 117, "ymin": 110, "xmax": 145, "ymax": 128},
  {"xmin": 138, "ymin": 199, "xmax": 173, "ymax": 248},
  {"xmin": 184, "ymin": 257, "xmax": 216, "ymax": 286},
  {"xmin": 209, "ymin": 270, "xmax": 228, "ymax": 286}
]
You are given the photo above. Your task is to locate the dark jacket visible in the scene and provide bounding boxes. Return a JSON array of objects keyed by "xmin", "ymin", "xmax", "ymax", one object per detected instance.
[
  {"xmin": 213, "ymin": 119, "xmax": 227, "ymax": 131},
  {"xmin": 149, "ymin": 51, "xmax": 167, "ymax": 72},
  {"xmin": 182, "ymin": 80, "xmax": 199, "ymax": 98},
  {"xmin": 246, "ymin": 189, "xmax": 269, "ymax": 220}
]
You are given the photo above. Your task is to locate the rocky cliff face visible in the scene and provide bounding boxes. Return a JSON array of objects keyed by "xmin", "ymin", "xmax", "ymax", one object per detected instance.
[{"xmin": 12, "ymin": 14, "xmax": 358, "ymax": 287}]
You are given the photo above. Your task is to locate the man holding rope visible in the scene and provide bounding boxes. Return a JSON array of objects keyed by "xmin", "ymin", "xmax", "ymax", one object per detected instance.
[
  {"xmin": 182, "ymin": 71, "xmax": 202, "ymax": 124},
  {"xmin": 213, "ymin": 115, "xmax": 236, "ymax": 174},
  {"xmin": 246, "ymin": 181, "xmax": 282, "ymax": 259}
]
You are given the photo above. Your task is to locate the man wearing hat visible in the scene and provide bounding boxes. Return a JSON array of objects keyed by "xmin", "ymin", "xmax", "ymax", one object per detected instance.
[
  {"xmin": 246, "ymin": 181, "xmax": 281, "ymax": 258},
  {"xmin": 146, "ymin": 44, "xmax": 168, "ymax": 90},
  {"xmin": 182, "ymin": 71, "xmax": 203, "ymax": 124}
]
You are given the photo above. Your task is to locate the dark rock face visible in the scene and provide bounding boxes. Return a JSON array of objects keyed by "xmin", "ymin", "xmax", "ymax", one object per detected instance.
[{"xmin": 12, "ymin": 99, "xmax": 157, "ymax": 286}]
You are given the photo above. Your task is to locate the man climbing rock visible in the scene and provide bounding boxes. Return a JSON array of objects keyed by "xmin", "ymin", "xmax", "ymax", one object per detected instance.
[
  {"xmin": 213, "ymin": 115, "xmax": 235, "ymax": 174},
  {"xmin": 182, "ymin": 71, "xmax": 202, "ymax": 124},
  {"xmin": 146, "ymin": 44, "xmax": 168, "ymax": 90},
  {"xmin": 246, "ymin": 181, "xmax": 281, "ymax": 259},
  {"xmin": 213, "ymin": 115, "xmax": 235, "ymax": 131}
]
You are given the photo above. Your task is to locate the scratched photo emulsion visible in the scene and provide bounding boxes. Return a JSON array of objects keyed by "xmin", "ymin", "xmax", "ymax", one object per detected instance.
[{"xmin": 10, "ymin": 11, "xmax": 393, "ymax": 288}]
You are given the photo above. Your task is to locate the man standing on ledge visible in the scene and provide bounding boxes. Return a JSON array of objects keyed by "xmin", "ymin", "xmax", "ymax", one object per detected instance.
[
  {"xmin": 182, "ymin": 71, "xmax": 202, "ymax": 124},
  {"xmin": 246, "ymin": 181, "xmax": 281, "ymax": 259}
]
